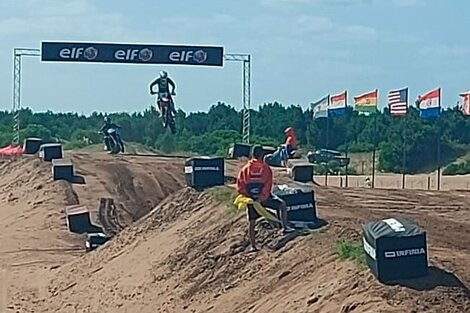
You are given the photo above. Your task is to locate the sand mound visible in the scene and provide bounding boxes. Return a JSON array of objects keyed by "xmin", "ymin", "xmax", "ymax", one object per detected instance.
[
  {"xmin": 10, "ymin": 181, "xmax": 469, "ymax": 313},
  {"xmin": 1, "ymin": 152, "xmax": 187, "ymax": 312},
  {"xmin": 70, "ymin": 152, "xmax": 185, "ymax": 227},
  {"xmin": 0, "ymin": 157, "xmax": 83, "ymax": 310},
  {"xmin": 2, "ymin": 154, "xmax": 469, "ymax": 313}
]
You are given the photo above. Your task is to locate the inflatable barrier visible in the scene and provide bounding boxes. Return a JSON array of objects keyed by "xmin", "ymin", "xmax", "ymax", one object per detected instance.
[
  {"xmin": 185, "ymin": 156, "xmax": 225, "ymax": 189},
  {"xmin": 39, "ymin": 143, "xmax": 63, "ymax": 162},
  {"xmin": 0, "ymin": 145, "xmax": 23, "ymax": 157},
  {"xmin": 261, "ymin": 146, "xmax": 276, "ymax": 158},
  {"xmin": 286, "ymin": 159, "xmax": 314, "ymax": 182},
  {"xmin": 229, "ymin": 143, "xmax": 252, "ymax": 158},
  {"xmin": 65, "ymin": 204, "xmax": 102, "ymax": 234},
  {"xmin": 23, "ymin": 137, "xmax": 43, "ymax": 154},
  {"xmin": 363, "ymin": 218, "xmax": 428, "ymax": 282},
  {"xmin": 273, "ymin": 185, "xmax": 317, "ymax": 228},
  {"xmin": 52, "ymin": 158, "xmax": 74, "ymax": 182}
]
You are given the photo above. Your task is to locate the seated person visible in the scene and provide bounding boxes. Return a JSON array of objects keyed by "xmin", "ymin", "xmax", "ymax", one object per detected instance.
[{"xmin": 237, "ymin": 145, "xmax": 294, "ymax": 251}]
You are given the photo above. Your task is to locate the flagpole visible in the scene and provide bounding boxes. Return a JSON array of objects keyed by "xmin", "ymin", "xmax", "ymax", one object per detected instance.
[
  {"xmin": 325, "ymin": 95, "xmax": 330, "ymax": 187},
  {"xmin": 401, "ymin": 90, "xmax": 408, "ymax": 189},
  {"xmin": 437, "ymin": 88, "xmax": 441, "ymax": 191},
  {"xmin": 402, "ymin": 127, "xmax": 406, "ymax": 189},
  {"xmin": 371, "ymin": 89, "xmax": 378, "ymax": 189},
  {"xmin": 344, "ymin": 91, "xmax": 349, "ymax": 188}
]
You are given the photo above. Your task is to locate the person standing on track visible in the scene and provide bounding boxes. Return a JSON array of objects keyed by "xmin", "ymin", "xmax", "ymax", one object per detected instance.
[{"xmin": 236, "ymin": 145, "xmax": 294, "ymax": 251}]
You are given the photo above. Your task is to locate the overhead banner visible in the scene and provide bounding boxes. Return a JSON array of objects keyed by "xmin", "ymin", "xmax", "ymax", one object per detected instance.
[{"xmin": 41, "ymin": 41, "xmax": 224, "ymax": 66}]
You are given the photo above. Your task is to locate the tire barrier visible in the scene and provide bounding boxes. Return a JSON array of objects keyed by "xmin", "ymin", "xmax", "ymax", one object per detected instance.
[
  {"xmin": 363, "ymin": 217, "xmax": 428, "ymax": 282},
  {"xmin": 185, "ymin": 156, "xmax": 225, "ymax": 189},
  {"xmin": 287, "ymin": 159, "xmax": 314, "ymax": 183},
  {"xmin": 65, "ymin": 204, "xmax": 102, "ymax": 234},
  {"xmin": 272, "ymin": 184, "xmax": 317, "ymax": 228},
  {"xmin": 38, "ymin": 143, "xmax": 63, "ymax": 162},
  {"xmin": 228, "ymin": 143, "xmax": 252, "ymax": 158},
  {"xmin": 23, "ymin": 137, "xmax": 43, "ymax": 154},
  {"xmin": 52, "ymin": 158, "xmax": 74, "ymax": 182}
]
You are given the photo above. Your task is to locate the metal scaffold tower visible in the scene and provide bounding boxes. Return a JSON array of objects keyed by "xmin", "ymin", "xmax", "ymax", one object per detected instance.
[
  {"xmin": 224, "ymin": 54, "xmax": 251, "ymax": 143},
  {"xmin": 12, "ymin": 48, "xmax": 41, "ymax": 145}
]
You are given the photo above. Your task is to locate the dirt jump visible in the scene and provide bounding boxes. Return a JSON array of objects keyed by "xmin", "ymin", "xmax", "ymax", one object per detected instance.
[{"xmin": 0, "ymin": 151, "xmax": 468, "ymax": 313}]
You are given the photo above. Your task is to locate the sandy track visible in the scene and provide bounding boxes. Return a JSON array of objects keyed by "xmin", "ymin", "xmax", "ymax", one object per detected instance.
[{"xmin": 1, "ymin": 153, "xmax": 469, "ymax": 313}]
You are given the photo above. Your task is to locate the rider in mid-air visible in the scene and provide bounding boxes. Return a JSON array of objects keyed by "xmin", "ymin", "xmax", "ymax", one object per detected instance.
[
  {"xmin": 149, "ymin": 71, "xmax": 177, "ymax": 117},
  {"xmin": 100, "ymin": 116, "xmax": 124, "ymax": 153}
]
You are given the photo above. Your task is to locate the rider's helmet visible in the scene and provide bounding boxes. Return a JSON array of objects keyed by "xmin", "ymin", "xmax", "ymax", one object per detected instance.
[
  {"xmin": 104, "ymin": 116, "xmax": 111, "ymax": 124},
  {"xmin": 160, "ymin": 71, "xmax": 168, "ymax": 79},
  {"xmin": 284, "ymin": 127, "xmax": 294, "ymax": 134}
]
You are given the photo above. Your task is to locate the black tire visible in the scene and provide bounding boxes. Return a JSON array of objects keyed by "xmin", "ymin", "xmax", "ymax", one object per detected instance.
[
  {"xmin": 162, "ymin": 107, "xmax": 169, "ymax": 128},
  {"xmin": 169, "ymin": 119, "xmax": 176, "ymax": 134},
  {"xmin": 109, "ymin": 136, "xmax": 120, "ymax": 154}
]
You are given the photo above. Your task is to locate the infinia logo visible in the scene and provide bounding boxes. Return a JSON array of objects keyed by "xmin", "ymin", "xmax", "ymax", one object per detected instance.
[
  {"xmin": 286, "ymin": 203, "xmax": 314, "ymax": 212},
  {"xmin": 384, "ymin": 248, "xmax": 426, "ymax": 258},
  {"xmin": 194, "ymin": 166, "xmax": 220, "ymax": 171}
]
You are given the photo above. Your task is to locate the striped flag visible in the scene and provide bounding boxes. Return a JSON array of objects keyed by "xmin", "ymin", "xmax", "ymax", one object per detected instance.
[
  {"xmin": 354, "ymin": 89, "xmax": 378, "ymax": 115},
  {"xmin": 329, "ymin": 91, "xmax": 347, "ymax": 117},
  {"xmin": 311, "ymin": 95, "xmax": 329, "ymax": 119},
  {"xmin": 460, "ymin": 91, "xmax": 470, "ymax": 116},
  {"xmin": 417, "ymin": 88, "xmax": 441, "ymax": 118},
  {"xmin": 388, "ymin": 88, "xmax": 408, "ymax": 116}
]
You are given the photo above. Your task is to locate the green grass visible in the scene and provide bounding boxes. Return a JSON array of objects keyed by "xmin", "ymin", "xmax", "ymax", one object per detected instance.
[
  {"xmin": 336, "ymin": 239, "xmax": 366, "ymax": 267},
  {"xmin": 207, "ymin": 186, "xmax": 238, "ymax": 214}
]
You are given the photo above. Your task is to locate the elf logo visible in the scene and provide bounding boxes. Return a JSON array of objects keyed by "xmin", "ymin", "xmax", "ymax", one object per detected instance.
[
  {"xmin": 59, "ymin": 46, "xmax": 98, "ymax": 60},
  {"xmin": 114, "ymin": 48, "xmax": 153, "ymax": 61},
  {"xmin": 169, "ymin": 49, "xmax": 208, "ymax": 63}
]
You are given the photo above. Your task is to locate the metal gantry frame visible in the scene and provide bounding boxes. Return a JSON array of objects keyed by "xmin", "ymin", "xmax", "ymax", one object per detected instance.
[
  {"xmin": 224, "ymin": 54, "xmax": 251, "ymax": 143},
  {"xmin": 11, "ymin": 48, "xmax": 252, "ymax": 145},
  {"xmin": 12, "ymin": 48, "xmax": 41, "ymax": 145}
]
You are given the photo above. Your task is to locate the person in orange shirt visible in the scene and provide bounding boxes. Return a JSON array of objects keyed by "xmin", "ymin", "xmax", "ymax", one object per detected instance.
[
  {"xmin": 237, "ymin": 145, "xmax": 294, "ymax": 251},
  {"xmin": 284, "ymin": 127, "xmax": 297, "ymax": 157}
]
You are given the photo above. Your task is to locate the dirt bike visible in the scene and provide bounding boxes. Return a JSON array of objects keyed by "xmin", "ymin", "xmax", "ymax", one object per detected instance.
[
  {"xmin": 156, "ymin": 92, "xmax": 176, "ymax": 134},
  {"xmin": 101, "ymin": 128, "xmax": 124, "ymax": 154}
]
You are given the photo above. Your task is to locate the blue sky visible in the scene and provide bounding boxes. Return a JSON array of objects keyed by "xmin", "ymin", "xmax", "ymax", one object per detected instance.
[{"xmin": 0, "ymin": 0, "xmax": 468, "ymax": 114}]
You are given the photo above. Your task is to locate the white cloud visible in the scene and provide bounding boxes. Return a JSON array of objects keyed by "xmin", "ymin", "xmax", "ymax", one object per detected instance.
[
  {"xmin": 0, "ymin": 0, "xmax": 133, "ymax": 41},
  {"xmin": 252, "ymin": 14, "xmax": 377, "ymax": 44}
]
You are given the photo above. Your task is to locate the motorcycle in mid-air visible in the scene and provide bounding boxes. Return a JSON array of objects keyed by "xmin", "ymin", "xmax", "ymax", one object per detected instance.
[
  {"xmin": 101, "ymin": 127, "xmax": 124, "ymax": 154},
  {"xmin": 154, "ymin": 92, "xmax": 177, "ymax": 134}
]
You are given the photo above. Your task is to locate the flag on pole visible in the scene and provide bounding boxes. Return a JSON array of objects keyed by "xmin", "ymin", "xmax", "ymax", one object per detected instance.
[
  {"xmin": 460, "ymin": 91, "xmax": 470, "ymax": 116},
  {"xmin": 416, "ymin": 88, "xmax": 441, "ymax": 118},
  {"xmin": 388, "ymin": 87, "xmax": 408, "ymax": 116},
  {"xmin": 354, "ymin": 90, "xmax": 378, "ymax": 115},
  {"xmin": 311, "ymin": 95, "xmax": 329, "ymax": 119},
  {"xmin": 329, "ymin": 91, "xmax": 347, "ymax": 117}
]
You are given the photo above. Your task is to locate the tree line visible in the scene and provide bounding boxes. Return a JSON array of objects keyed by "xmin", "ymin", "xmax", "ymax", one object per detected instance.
[{"xmin": 1, "ymin": 102, "xmax": 470, "ymax": 174}]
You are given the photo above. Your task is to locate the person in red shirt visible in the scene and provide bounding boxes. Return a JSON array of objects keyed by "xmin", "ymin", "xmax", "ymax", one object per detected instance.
[
  {"xmin": 284, "ymin": 127, "xmax": 297, "ymax": 156},
  {"xmin": 237, "ymin": 145, "xmax": 294, "ymax": 251}
]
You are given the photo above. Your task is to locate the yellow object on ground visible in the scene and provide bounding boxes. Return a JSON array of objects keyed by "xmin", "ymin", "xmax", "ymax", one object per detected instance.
[{"xmin": 234, "ymin": 195, "xmax": 280, "ymax": 222}]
